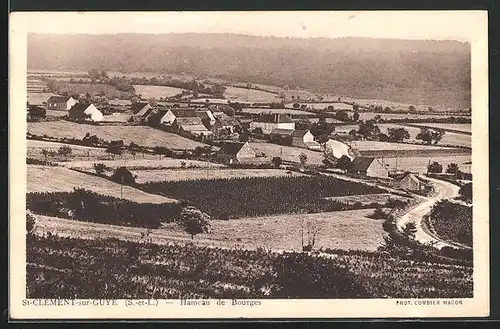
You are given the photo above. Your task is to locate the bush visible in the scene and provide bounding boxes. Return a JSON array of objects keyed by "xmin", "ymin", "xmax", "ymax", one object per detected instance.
[{"xmin": 111, "ymin": 167, "xmax": 136, "ymax": 185}]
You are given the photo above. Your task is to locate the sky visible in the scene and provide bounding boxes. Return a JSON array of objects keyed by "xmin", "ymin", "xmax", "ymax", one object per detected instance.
[{"xmin": 13, "ymin": 10, "xmax": 486, "ymax": 42}]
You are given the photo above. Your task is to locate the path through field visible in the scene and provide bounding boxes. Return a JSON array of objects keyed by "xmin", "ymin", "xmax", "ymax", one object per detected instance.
[{"xmin": 396, "ymin": 177, "xmax": 470, "ymax": 250}]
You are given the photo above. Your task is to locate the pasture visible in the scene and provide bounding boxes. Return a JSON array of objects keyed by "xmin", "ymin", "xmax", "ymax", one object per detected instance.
[
  {"xmin": 249, "ymin": 142, "xmax": 324, "ymax": 165},
  {"xmin": 241, "ymin": 108, "xmax": 314, "ymax": 116},
  {"xmin": 133, "ymin": 168, "xmax": 304, "ymax": 184},
  {"xmin": 224, "ymin": 86, "xmax": 281, "ymax": 103},
  {"xmin": 62, "ymin": 158, "xmax": 224, "ymax": 171},
  {"xmin": 27, "ymin": 165, "xmax": 176, "ymax": 204},
  {"xmin": 27, "ymin": 121, "xmax": 207, "ymax": 150},
  {"xmin": 49, "ymin": 82, "xmax": 133, "ymax": 99},
  {"xmin": 406, "ymin": 123, "xmax": 471, "ymax": 134},
  {"xmin": 327, "ymin": 194, "xmax": 412, "ymax": 206},
  {"xmin": 133, "ymin": 85, "xmax": 187, "ymax": 99},
  {"xmin": 27, "ymin": 92, "xmax": 58, "ymax": 106},
  {"xmin": 381, "ymin": 155, "xmax": 471, "ymax": 174},
  {"xmin": 285, "ymin": 102, "xmax": 354, "ymax": 111}
]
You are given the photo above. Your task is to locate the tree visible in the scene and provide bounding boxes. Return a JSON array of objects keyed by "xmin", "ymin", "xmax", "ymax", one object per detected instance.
[
  {"xmin": 178, "ymin": 206, "xmax": 211, "ymax": 239},
  {"xmin": 427, "ymin": 161, "xmax": 443, "ymax": 173},
  {"xmin": 352, "ymin": 111, "xmax": 360, "ymax": 121},
  {"xmin": 459, "ymin": 183, "xmax": 472, "ymax": 201},
  {"xmin": 299, "ymin": 153, "xmax": 308, "ymax": 167},
  {"xmin": 111, "ymin": 167, "xmax": 136, "ymax": 185},
  {"xmin": 334, "ymin": 110, "xmax": 350, "ymax": 122},
  {"xmin": 272, "ymin": 157, "xmax": 282, "ymax": 168},
  {"xmin": 310, "ymin": 115, "xmax": 334, "ymax": 143},
  {"xmin": 353, "ymin": 104, "xmax": 360, "ymax": 112},
  {"xmin": 58, "ymin": 145, "xmax": 72, "ymax": 160},
  {"xmin": 387, "ymin": 127, "xmax": 410, "ymax": 143},
  {"xmin": 292, "ymin": 103, "xmax": 300, "ymax": 109},
  {"xmin": 93, "ymin": 163, "xmax": 108, "ymax": 175},
  {"xmin": 402, "ymin": 222, "xmax": 418, "ymax": 240},
  {"xmin": 358, "ymin": 120, "xmax": 380, "ymax": 139},
  {"xmin": 336, "ymin": 155, "xmax": 353, "ymax": 172},
  {"xmin": 88, "ymin": 69, "xmax": 100, "ymax": 83},
  {"xmin": 431, "ymin": 129, "xmax": 445, "ymax": 145},
  {"xmin": 446, "ymin": 163, "xmax": 460, "ymax": 174},
  {"xmin": 408, "ymin": 105, "xmax": 416, "ymax": 112},
  {"xmin": 28, "ymin": 105, "xmax": 46, "ymax": 120},
  {"xmin": 416, "ymin": 128, "xmax": 445, "ymax": 145},
  {"xmin": 148, "ymin": 97, "xmax": 157, "ymax": 106},
  {"xmin": 106, "ymin": 140, "xmax": 124, "ymax": 159},
  {"xmin": 41, "ymin": 148, "xmax": 48, "ymax": 160}
]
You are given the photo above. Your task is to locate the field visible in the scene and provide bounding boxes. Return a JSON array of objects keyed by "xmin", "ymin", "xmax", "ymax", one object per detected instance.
[
  {"xmin": 61, "ymin": 158, "xmax": 224, "ymax": 170},
  {"xmin": 249, "ymin": 142, "xmax": 324, "ymax": 165},
  {"xmin": 26, "ymin": 234, "xmax": 473, "ymax": 299},
  {"xmin": 27, "ymin": 165, "xmax": 176, "ymax": 204},
  {"xmin": 342, "ymin": 97, "xmax": 470, "ymax": 113},
  {"xmin": 357, "ymin": 112, "xmax": 470, "ymax": 121},
  {"xmin": 49, "ymin": 82, "xmax": 134, "ymax": 99},
  {"xmin": 379, "ymin": 155, "xmax": 471, "ymax": 174},
  {"xmin": 285, "ymin": 102, "xmax": 354, "ymax": 111},
  {"xmin": 27, "ymin": 121, "xmax": 207, "ymax": 150},
  {"xmin": 224, "ymin": 86, "xmax": 281, "ymax": 103},
  {"xmin": 427, "ymin": 200, "xmax": 473, "ymax": 247},
  {"xmin": 406, "ymin": 123, "xmax": 471, "ymax": 134},
  {"xmin": 27, "ymin": 92, "xmax": 58, "ymax": 106},
  {"xmin": 241, "ymin": 108, "xmax": 314, "ymax": 116},
  {"xmin": 141, "ymin": 175, "xmax": 385, "ymax": 219},
  {"xmin": 336, "ymin": 124, "xmax": 471, "ymax": 148},
  {"xmin": 133, "ymin": 168, "xmax": 304, "ymax": 184},
  {"xmin": 328, "ymin": 194, "xmax": 412, "ymax": 206},
  {"xmin": 133, "ymin": 85, "xmax": 187, "ymax": 99}
]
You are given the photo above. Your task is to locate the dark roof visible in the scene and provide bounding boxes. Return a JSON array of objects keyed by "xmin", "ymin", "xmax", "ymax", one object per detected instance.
[
  {"xmin": 175, "ymin": 117, "xmax": 204, "ymax": 126},
  {"xmin": 171, "ymin": 109, "xmax": 198, "ymax": 118},
  {"xmin": 131, "ymin": 102, "xmax": 149, "ymax": 114},
  {"xmin": 214, "ymin": 112, "xmax": 241, "ymax": 127},
  {"xmin": 351, "ymin": 156, "xmax": 376, "ymax": 172},
  {"xmin": 256, "ymin": 113, "xmax": 294, "ymax": 124},
  {"xmin": 218, "ymin": 142, "xmax": 246, "ymax": 155},
  {"xmin": 270, "ymin": 128, "xmax": 295, "ymax": 136},
  {"xmin": 291, "ymin": 130, "xmax": 309, "ymax": 138},
  {"xmin": 69, "ymin": 103, "xmax": 88, "ymax": 113},
  {"xmin": 48, "ymin": 96, "xmax": 71, "ymax": 103}
]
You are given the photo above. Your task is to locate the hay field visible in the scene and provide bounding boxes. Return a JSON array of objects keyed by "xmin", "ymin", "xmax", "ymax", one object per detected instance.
[
  {"xmin": 407, "ymin": 123, "xmax": 471, "ymax": 134},
  {"xmin": 249, "ymin": 143, "xmax": 324, "ymax": 165},
  {"xmin": 224, "ymin": 86, "xmax": 281, "ymax": 103},
  {"xmin": 241, "ymin": 108, "xmax": 314, "ymax": 116},
  {"xmin": 27, "ymin": 121, "xmax": 206, "ymax": 150},
  {"xmin": 133, "ymin": 168, "xmax": 304, "ymax": 184},
  {"xmin": 27, "ymin": 165, "xmax": 177, "ymax": 204},
  {"xmin": 63, "ymin": 158, "xmax": 224, "ymax": 170},
  {"xmin": 328, "ymin": 193, "xmax": 412, "ymax": 205},
  {"xmin": 133, "ymin": 85, "xmax": 187, "ymax": 99}
]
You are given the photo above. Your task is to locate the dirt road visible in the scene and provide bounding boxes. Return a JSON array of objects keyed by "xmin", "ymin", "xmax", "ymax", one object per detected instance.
[{"xmin": 396, "ymin": 176, "xmax": 470, "ymax": 250}]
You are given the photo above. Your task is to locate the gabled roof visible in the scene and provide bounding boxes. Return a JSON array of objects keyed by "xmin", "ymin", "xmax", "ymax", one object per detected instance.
[
  {"xmin": 131, "ymin": 102, "xmax": 150, "ymax": 114},
  {"xmin": 291, "ymin": 130, "xmax": 310, "ymax": 138},
  {"xmin": 69, "ymin": 103, "xmax": 89, "ymax": 113},
  {"xmin": 48, "ymin": 96, "xmax": 71, "ymax": 103},
  {"xmin": 400, "ymin": 172, "xmax": 421, "ymax": 183},
  {"xmin": 270, "ymin": 128, "xmax": 295, "ymax": 136},
  {"xmin": 214, "ymin": 112, "xmax": 241, "ymax": 127},
  {"xmin": 180, "ymin": 124, "xmax": 210, "ymax": 132},
  {"xmin": 351, "ymin": 156, "xmax": 376, "ymax": 172},
  {"xmin": 255, "ymin": 113, "xmax": 293, "ymax": 124},
  {"xmin": 218, "ymin": 142, "xmax": 246, "ymax": 155},
  {"xmin": 170, "ymin": 109, "xmax": 198, "ymax": 118}
]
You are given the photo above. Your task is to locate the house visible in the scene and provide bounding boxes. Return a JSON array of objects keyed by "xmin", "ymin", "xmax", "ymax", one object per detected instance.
[
  {"xmin": 174, "ymin": 117, "xmax": 213, "ymax": 137},
  {"xmin": 68, "ymin": 103, "xmax": 103, "ymax": 122},
  {"xmin": 349, "ymin": 156, "xmax": 389, "ymax": 179},
  {"xmin": 47, "ymin": 96, "xmax": 77, "ymax": 111},
  {"xmin": 130, "ymin": 102, "xmax": 153, "ymax": 123},
  {"xmin": 160, "ymin": 109, "xmax": 198, "ymax": 125},
  {"xmin": 211, "ymin": 112, "xmax": 242, "ymax": 136},
  {"xmin": 250, "ymin": 113, "xmax": 295, "ymax": 134},
  {"xmin": 291, "ymin": 130, "xmax": 321, "ymax": 150},
  {"xmin": 325, "ymin": 139, "xmax": 353, "ymax": 159},
  {"xmin": 398, "ymin": 172, "xmax": 424, "ymax": 191},
  {"xmin": 216, "ymin": 141, "xmax": 256, "ymax": 164},
  {"xmin": 196, "ymin": 109, "xmax": 216, "ymax": 127},
  {"xmin": 269, "ymin": 128, "xmax": 294, "ymax": 144}
]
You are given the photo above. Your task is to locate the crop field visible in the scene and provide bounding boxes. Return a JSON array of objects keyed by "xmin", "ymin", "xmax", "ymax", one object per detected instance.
[
  {"xmin": 380, "ymin": 155, "xmax": 471, "ymax": 174},
  {"xmin": 49, "ymin": 82, "xmax": 133, "ymax": 99},
  {"xmin": 241, "ymin": 108, "xmax": 314, "ymax": 116},
  {"xmin": 27, "ymin": 121, "xmax": 207, "ymax": 150},
  {"xmin": 406, "ymin": 123, "xmax": 471, "ymax": 134},
  {"xmin": 27, "ymin": 234, "xmax": 473, "ymax": 299},
  {"xmin": 336, "ymin": 124, "xmax": 471, "ymax": 148},
  {"xmin": 249, "ymin": 142, "xmax": 324, "ymax": 165},
  {"xmin": 133, "ymin": 85, "xmax": 187, "ymax": 99},
  {"xmin": 224, "ymin": 86, "xmax": 281, "ymax": 103},
  {"xmin": 141, "ymin": 175, "xmax": 385, "ymax": 219},
  {"xmin": 327, "ymin": 194, "xmax": 412, "ymax": 206},
  {"xmin": 62, "ymin": 158, "xmax": 224, "ymax": 171},
  {"xmin": 134, "ymin": 168, "xmax": 304, "ymax": 184},
  {"xmin": 27, "ymin": 165, "xmax": 176, "ymax": 204}
]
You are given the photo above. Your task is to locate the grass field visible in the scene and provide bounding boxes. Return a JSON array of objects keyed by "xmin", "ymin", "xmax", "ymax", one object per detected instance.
[
  {"xmin": 133, "ymin": 85, "xmax": 187, "ymax": 99},
  {"xmin": 27, "ymin": 121, "xmax": 207, "ymax": 150},
  {"xmin": 327, "ymin": 194, "xmax": 412, "ymax": 206},
  {"xmin": 133, "ymin": 168, "xmax": 304, "ymax": 184},
  {"xmin": 381, "ymin": 155, "xmax": 472, "ymax": 174},
  {"xmin": 224, "ymin": 86, "xmax": 281, "ymax": 103},
  {"xmin": 50, "ymin": 82, "xmax": 134, "ymax": 99},
  {"xmin": 62, "ymin": 158, "xmax": 224, "ymax": 170},
  {"xmin": 241, "ymin": 108, "xmax": 314, "ymax": 116},
  {"xmin": 406, "ymin": 123, "xmax": 471, "ymax": 134},
  {"xmin": 285, "ymin": 102, "xmax": 354, "ymax": 111},
  {"xmin": 27, "ymin": 165, "xmax": 176, "ymax": 204},
  {"xmin": 357, "ymin": 112, "xmax": 470, "ymax": 121},
  {"xmin": 27, "ymin": 92, "xmax": 58, "ymax": 106},
  {"xmin": 249, "ymin": 142, "xmax": 324, "ymax": 165}
]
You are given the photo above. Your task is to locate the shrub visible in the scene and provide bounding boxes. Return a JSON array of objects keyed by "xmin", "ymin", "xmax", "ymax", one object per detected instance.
[{"xmin": 111, "ymin": 167, "xmax": 136, "ymax": 185}]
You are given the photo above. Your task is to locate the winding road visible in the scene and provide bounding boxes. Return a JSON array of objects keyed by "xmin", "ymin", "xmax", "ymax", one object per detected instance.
[{"xmin": 396, "ymin": 176, "xmax": 471, "ymax": 250}]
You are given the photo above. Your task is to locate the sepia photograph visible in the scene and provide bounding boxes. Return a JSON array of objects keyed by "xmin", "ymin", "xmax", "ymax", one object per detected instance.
[{"xmin": 9, "ymin": 10, "xmax": 489, "ymax": 319}]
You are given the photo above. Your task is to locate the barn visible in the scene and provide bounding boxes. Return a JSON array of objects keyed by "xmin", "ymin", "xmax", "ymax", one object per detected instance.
[
  {"xmin": 216, "ymin": 141, "xmax": 256, "ymax": 165},
  {"xmin": 349, "ymin": 156, "xmax": 389, "ymax": 179}
]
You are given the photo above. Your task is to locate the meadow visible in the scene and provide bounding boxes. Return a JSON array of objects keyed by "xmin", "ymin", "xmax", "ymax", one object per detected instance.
[
  {"xmin": 285, "ymin": 102, "xmax": 354, "ymax": 111},
  {"xmin": 407, "ymin": 123, "xmax": 471, "ymax": 134},
  {"xmin": 327, "ymin": 194, "xmax": 412, "ymax": 206},
  {"xmin": 63, "ymin": 158, "xmax": 224, "ymax": 171},
  {"xmin": 27, "ymin": 92, "xmax": 58, "ymax": 106},
  {"xmin": 133, "ymin": 85, "xmax": 187, "ymax": 99},
  {"xmin": 27, "ymin": 121, "xmax": 206, "ymax": 150},
  {"xmin": 27, "ymin": 234, "xmax": 473, "ymax": 299},
  {"xmin": 378, "ymin": 155, "xmax": 471, "ymax": 174},
  {"xmin": 133, "ymin": 168, "xmax": 304, "ymax": 184},
  {"xmin": 224, "ymin": 86, "xmax": 282, "ymax": 103},
  {"xmin": 49, "ymin": 82, "xmax": 134, "ymax": 99},
  {"xmin": 249, "ymin": 142, "xmax": 324, "ymax": 165},
  {"xmin": 27, "ymin": 165, "xmax": 176, "ymax": 204},
  {"xmin": 241, "ymin": 108, "xmax": 315, "ymax": 116}
]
